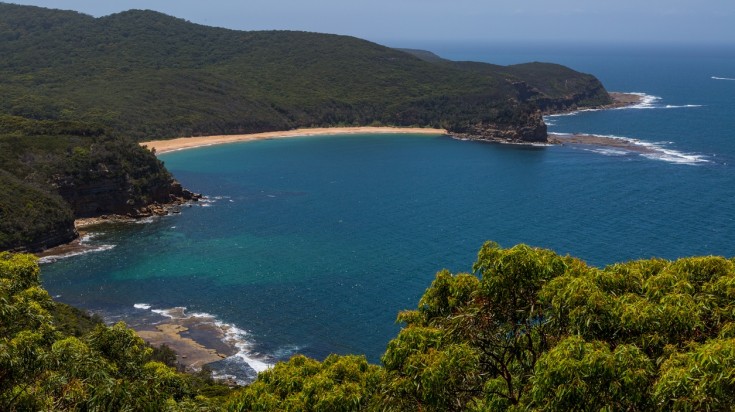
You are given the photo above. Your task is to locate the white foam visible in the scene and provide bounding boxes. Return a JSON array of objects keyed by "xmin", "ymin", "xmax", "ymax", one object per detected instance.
[
  {"xmin": 134, "ymin": 216, "xmax": 156, "ymax": 224},
  {"xmin": 150, "ymin": 307, "xmax": 185, "ymax": 319},
  {"xmin": 583, "ymin": 148, "xmax": 629, "ymax": 156},
  {"xmin": 555, "ymin": 133, "xmax": 710, "ymax": 165},
  {"xmin": 38, "ymin": 244, "xmax": 116, "ymax": 264},
  {"xmin": 145, "ymin": 306, "xmax": 273, "ymax": 374},
  {"xmin": 545, "ymin": 93, "xmax": 702, "ymax": 119},
  {"xmin": 79, "ymin": 232, "xmax": 101, "ymax": 243},
  {"xmin": 664, "ymin": 104, "xmax": 704, "ymax": 109},
  {"xmin": 712, "ymin": 76, "xmax": 735, "ymax": 81},
  {"xmin": 622, "ymin": 92, "xmax": 661, "ymax": 109},
  {"xmin": 214, "ymin": 320, "xmax": 272, "ymax": 373},
  {"xmin": 133, "ymin": 303, "xmax": 152, "ymax": 310},
  {"xmin": 641, "ymin": 148, "xmax": 710, "ymax": 164}
]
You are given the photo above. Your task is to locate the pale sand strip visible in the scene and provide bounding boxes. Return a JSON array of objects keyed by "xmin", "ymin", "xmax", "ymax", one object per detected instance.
[{"xmin": 140, "ymin": 127, "xmax": 448, "ymax": 154}]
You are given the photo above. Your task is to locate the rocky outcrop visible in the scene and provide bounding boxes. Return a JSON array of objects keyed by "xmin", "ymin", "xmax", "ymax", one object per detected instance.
[
  {"xmin": 135, "ymin": 181, "xmax": 202, "ymax": 217},
  {"xmin": 56, "ymin": 175, "xmax": 200, "ymax": 218},
  {"xmin": 528, "ymin": 83, "xmax": 612, "ymax": 114},
  {"xmin": 451, "ymin": 112, "xmax": 548, "ymax": 144}
]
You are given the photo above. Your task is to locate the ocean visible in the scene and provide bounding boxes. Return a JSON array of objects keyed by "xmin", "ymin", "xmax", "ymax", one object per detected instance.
[{"xmin": 40, "ymin": 43, "xmax": 735, "ymax": 383}]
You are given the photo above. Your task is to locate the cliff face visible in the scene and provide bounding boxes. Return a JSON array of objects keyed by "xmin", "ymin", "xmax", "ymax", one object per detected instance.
[
  {"xmin": 0, "ymin": 119, "xmax": 201, "ymax": 252},
  {"xmin": 517, "ymin": 82, "xmax": 613, "ymax": 114},
  {"xmin": 55, "ymin": 176, "xmax": 182, "ymax": 218},
  {"xmin": 451, "ymin": 112, "xmax": 548, "ymax": 144},
  {"xmin": 22, "ymin": 223, "xmax": 78, "ymax": 253}
]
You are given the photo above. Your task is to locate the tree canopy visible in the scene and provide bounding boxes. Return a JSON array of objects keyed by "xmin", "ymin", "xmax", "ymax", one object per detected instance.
[
  {"xmin": 0, "ymin": 3, "xmax": 610, "ymax": 140},
  {"xmin": 3, "ymin": 243, "xmax": 735, "ymax": 410},
  {"xmin": 229, "ymin": 242, "xmax": 735, "ymax": 411},
  {"xmin": 0, "ymin": 252, "xmax": 233, "ymax": 411}
]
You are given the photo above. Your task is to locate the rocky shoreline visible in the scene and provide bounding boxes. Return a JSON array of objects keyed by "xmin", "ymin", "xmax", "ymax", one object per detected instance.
[
  {"xmin": 545, "ymin": 92, "xmax": 648, "ymax": 150},
  {"xmin": 37, "ymin": 186, "xmax": 203, "ymax": 261}
]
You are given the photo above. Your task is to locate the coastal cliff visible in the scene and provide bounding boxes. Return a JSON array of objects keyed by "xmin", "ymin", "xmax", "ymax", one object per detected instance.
[
  {"xmin": 0, "ymin": 3, "xmax": 613, "ymax": 251},
  {"xmin": 0, "ymin": 115, "xmax": 200, "ymax": 252},
  {"xmin": 451, "ymin": 112, "xmax": 548, "ymax": 143}
]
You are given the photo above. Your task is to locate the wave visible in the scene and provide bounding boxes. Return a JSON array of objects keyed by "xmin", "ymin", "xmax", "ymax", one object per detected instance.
[
  {"xmin": 582, "ymin": 148, "xmax": 630, "ymax": 157},
  {"xmin": 595, "ymin": 134, "xmax": 710, "ymax": 165},
  {"xmin": 38, "ymin": 244, "xmax": 116, "ymax": 264},
  {"xmin": 544, "ymin": 92, "xmax": 702, "ymax": 120},
  {"xmin": 664, "ymin": 104, "xmax": 703, "ymax": 109},
  {"xmin": 139, "ymin": 305, "xmax": 273, "ymax": 379},
  {"xmin": 712, "ymin": 76, "xmax": 735, "ymax": 81},
  {"xmin": 622, "ymin": 92, "xmax": 661, "ymax": 109},
  {"xmin": 134, "ymin": 216, "xmax": 156, "ymax": 224},
  {"xmin": 552, "ymin": 132, "xmax": 711, "ymax": 165},
  {"xmin": 38, "ymin": 233, "xmax": 116, "ymax": 264}
]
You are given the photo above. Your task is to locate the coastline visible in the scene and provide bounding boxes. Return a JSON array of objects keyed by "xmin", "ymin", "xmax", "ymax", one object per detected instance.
[
  {"xmin": 57, "ymin": 94, "xmax": 644, "ymax": 377},
  {"xmin": 547, "ymin": 132, "xmax": 656, "ymax": 155},
  {"xmin": 546, "ymin": 92, "xmax": 649, "ymax": 150},
  {"xmin": 141, "ymin": 126, "xmax": 448, "ymax": 154},
  {"xmin": 140, "ymin": 94, "xmax": 643, "ymax": 156}
]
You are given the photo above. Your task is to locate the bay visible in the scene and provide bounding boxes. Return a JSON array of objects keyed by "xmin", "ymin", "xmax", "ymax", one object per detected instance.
[{"xmin": 41, "ymin": 43, "xmax": 735, "ymax": 381}]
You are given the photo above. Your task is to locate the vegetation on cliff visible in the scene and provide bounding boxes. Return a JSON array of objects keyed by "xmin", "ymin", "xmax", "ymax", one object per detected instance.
[
  {"xmin": 0, "ymin": 3, "xmax": 613, "ymax": 251},
  {"xmin": 0, "ymin": 115, "xmax": 175, "ymax": 251},
  {"xmin": 3, "ymin": 243, "xmax": 734, "ymax": 410},
  {"xmin": 0, "ymin": 252, "xmax": 234, "ymax": 411},
  {"xmin": 0, "ymin": 3, "xmax": 609, "ymax": 141}
]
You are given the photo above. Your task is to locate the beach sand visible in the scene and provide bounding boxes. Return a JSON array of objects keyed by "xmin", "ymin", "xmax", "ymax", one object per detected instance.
[{"xmin": 141, "ymin": 126, "xmax": 448, "ymax": 154}]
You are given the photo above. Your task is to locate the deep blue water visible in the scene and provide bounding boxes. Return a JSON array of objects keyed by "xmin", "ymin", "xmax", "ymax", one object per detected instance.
[{"xmin": 41, "ymin": 44, "xmax": 735, "ymax": 381}]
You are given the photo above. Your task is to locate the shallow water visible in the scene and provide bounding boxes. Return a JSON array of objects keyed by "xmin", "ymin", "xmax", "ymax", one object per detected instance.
[{"xmin": 41, "ymin": 44, "xmax": 735, "ymax": 382}]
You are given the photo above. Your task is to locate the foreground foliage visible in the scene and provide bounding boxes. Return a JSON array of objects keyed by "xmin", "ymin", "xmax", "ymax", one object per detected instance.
[
  {"xmin": 5, "ymin": 243, "xmax": 734, "ymax": 410},
  {"xmin": 0, "ymin": 252, "xmax": 233, "ymax": 411},
  {"xmin": 230, "ymin": 242, "xmax": 735, "ymax": 411}
]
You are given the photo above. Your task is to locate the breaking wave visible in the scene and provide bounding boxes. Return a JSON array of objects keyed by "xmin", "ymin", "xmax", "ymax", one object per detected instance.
[
  {"xmin": 552, "ymin": 132, "xmax": 710, "ymax": 165},
  {"xmin": 38, "ymin": 233, "xmax": 116, "ymax": 264},
  {"xmin": 135, "ymin": 305, "xmax": 275, "ymax": 383}
]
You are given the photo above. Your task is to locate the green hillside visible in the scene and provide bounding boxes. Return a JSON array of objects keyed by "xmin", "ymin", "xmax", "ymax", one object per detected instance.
[
  {"xmin": 0, "ymin": 3, "xmax": 609, "ymax": 140},
  {"xmin": 0, "ymin": 2, "xmax": 610, "ymax": 251}
]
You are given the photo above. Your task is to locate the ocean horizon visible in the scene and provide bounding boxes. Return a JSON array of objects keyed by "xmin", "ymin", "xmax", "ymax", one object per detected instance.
[{"xmin": 40, "ymin": 42, "xmax": 735, "ymax": 383}]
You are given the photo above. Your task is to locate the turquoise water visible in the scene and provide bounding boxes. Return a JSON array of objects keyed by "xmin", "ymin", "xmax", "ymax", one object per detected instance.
[{"xmin": 41, "ymin": 44, "xmax": 735, "ymax": 381}]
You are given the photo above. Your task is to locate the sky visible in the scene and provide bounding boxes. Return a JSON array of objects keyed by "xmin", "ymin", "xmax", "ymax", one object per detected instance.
[{"xmin": 6, "ymin": 0, "xmax": 735, "ymax": 47}]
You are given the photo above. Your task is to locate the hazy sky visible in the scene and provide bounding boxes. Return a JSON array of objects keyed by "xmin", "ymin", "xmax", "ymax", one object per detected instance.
[{"xmin": 7, "ymin": 0, "xmax": 735, "ymax": 46}]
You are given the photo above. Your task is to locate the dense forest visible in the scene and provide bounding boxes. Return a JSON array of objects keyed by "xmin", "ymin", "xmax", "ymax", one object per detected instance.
[
  {"xmin": 4, "ymin": 244, "xmax": 734, "ymax": 410},
  {"xmin": 0, "ymin": 3, "xmax": 610, "ymax": 140},
  {"xmin": 0, "ymin": 3, "xmax": 613, "ymax": 252},
  {"xmin": 0, "ymin": 115, "xmax": 177, "ymax": 251}
]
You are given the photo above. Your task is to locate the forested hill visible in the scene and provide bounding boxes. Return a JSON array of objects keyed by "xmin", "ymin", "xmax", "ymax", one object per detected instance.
[
  {"xmin": 0, "ymin": 2, "xmax": 611, "ymax": 252},
  {"xmin": 0, "ymin": 3, "xmax": 610, "ymax": 141}
]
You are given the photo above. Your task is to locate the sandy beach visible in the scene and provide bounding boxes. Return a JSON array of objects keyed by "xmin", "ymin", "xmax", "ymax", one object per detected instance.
[{"xmin": 141, "ymin": 126, "xmax": 448, "ymax": 154}]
